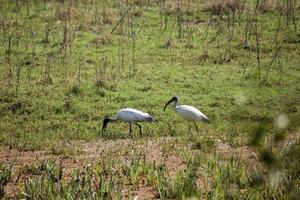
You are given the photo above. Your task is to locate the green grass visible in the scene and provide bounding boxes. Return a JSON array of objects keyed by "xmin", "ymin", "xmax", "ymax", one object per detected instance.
[
  {"xmin": 10, "ymin": 145, "xmax": 299, "ymax": 199},
  {"xmin": 0, "ymin": 0, "xmax": 300, "ymax": 199}
]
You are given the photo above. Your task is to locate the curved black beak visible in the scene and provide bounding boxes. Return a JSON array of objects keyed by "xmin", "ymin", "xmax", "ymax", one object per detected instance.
[
  {"xmin": 102, "ymin": 118, "xmax": 110, "ymax": 133},
  {"xmin": 164, "ymin": 98, "xmax": 175, "ymax": 111}
]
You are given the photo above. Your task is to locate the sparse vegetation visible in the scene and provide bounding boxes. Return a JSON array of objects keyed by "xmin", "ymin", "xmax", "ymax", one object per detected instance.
[{"xmin": 0, "ymin": 0, "xmax": 299, "ymax": 199}]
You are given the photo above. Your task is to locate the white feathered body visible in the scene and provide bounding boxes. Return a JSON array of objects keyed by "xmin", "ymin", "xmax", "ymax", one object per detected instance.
[
  {"xmin": 175, "ymin": 105, "xmax": 209, "ymax": 122},
  {"xmin": 116, "ymin": 108, "xmax": 154, "ymax": 123}
]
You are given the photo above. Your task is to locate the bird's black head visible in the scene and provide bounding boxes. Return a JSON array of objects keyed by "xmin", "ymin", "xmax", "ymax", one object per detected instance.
[
  {"xmin": 164, "ymin": 96, "xmax": 179, "ymax": 111},
  {"xmin": 172, "ymin": 96, "xmax": 179, "ymax": 101},
  {"xmin": 102, "ymin": 116, "xmax": 111, "ymax": 133}
]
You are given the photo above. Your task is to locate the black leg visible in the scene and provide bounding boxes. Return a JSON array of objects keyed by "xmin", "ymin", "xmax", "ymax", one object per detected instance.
[
  {"xmin": 188, "ymin": 122, "xmax": 191, "ymax": 131},
  {"xmin": 194, "ymin": 122, "xmax": 199, "ymax": 133},
  {"xmin": 129, "ymin": 123, "xmax": 132, "ymax": 133},
  {"xmin": 135, "ymin": 123, "xmax": 142, "ymax": 135}
]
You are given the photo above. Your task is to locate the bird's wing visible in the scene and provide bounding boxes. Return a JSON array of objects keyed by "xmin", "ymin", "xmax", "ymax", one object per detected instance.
[
  {"xmin": 117, "ymin": 108, "xmax": 153, "ymax": 122},
  {"xmin": 177, "ymin": 105, "xmax": 209, "ymax": 122}
]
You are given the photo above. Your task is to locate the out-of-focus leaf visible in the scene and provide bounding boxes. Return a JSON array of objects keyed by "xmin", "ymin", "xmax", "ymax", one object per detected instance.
[
  {"xmin": 261, "ymin": 149, "xmax": 275, "ymax": 166},
  {"xmin": 250, "ymin": 125, "xmax": 266, "ymax": 147},
  {"xmin": 274, "ymin": 131, "xmax": 286, "ymax": 143}
]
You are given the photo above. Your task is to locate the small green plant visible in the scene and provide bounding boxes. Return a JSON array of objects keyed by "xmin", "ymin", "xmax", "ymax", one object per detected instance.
[
  {"xmin": 0, "ymin": 162, "xmax": 13, "ymax": 199},
  {"xmin": 22, "ymin": 160, "xmax": 122, "ymax": 199}
]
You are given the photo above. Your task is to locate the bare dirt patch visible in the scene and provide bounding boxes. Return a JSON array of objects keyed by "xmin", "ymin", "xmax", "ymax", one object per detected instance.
[
  {"xmin": 122, "ymin": 183, "xmax": 157, "ymax": 200},
  {"xmin": 3, "ymin": 134, "xmax": 296, "ymax": 199},
  {"xmin": 216, "ymin": 142, "xmax": 259, "ymax": 165},
  {"xmin": 0, "ymin": 137, "xmax": 185, "ymax": 199}
]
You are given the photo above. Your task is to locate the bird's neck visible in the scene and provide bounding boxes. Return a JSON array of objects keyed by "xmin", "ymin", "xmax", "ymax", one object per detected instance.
[
  {"xmin": 173, "ymin": 101, "xmax": 179, "ymax": 110},
  {"xmin": 109, "ymin": 117, "xmax": 118, "ymax": 122}
]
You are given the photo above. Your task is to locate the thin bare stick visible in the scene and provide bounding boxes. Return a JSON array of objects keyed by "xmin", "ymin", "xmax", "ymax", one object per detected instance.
[{"xmin": 111, "ymin": 5, "xmax": 133, "ymax": 34}]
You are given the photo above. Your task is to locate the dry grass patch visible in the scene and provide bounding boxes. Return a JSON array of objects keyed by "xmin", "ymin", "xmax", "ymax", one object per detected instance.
[{"xmin": 201, "ymin": 0, "xmax": 243, "ymax": 14}]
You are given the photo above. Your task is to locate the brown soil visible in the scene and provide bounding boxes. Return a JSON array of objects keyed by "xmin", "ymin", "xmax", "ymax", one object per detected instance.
[
  {"xmin": 0, "ymin": 137, "xmax": 184, "ymax": 199},
  {"xmin": 2, "ymin": 134, "xmax": 297, "ymax": 199}
]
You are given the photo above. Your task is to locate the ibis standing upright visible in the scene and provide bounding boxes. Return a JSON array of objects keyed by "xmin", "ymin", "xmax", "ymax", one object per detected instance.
[
  {"xmin": 102, "ymin": 108, "xmax": 154, "ymax": 135},
  {"xmin": 164, "ymin": 96, "xmax": 210, "ymax": 132}
]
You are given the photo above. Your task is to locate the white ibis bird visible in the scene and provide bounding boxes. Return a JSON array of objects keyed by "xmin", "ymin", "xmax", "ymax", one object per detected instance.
[
  {"xmin": 164, "ymin": 96, "xmax": 210, "ymax": 132},
  {"xmin": 102, "ymin": 108, "xmax": 154, "ymax": 135}
]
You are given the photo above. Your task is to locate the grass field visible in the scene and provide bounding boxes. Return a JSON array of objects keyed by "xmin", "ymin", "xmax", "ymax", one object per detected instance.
[{"xmin": 0, "ymin": 0, "xmax": 300, "ymax": 199}]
